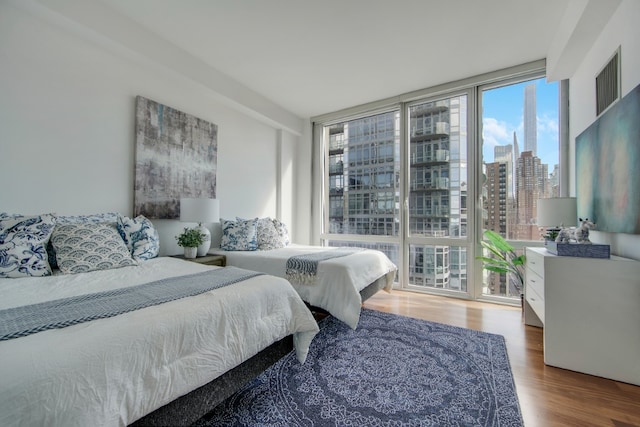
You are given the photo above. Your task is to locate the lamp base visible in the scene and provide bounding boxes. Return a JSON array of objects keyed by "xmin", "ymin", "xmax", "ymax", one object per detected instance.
[{"xmin": 196, "ymin": 224, "xmax": 211, "ymax": 257}]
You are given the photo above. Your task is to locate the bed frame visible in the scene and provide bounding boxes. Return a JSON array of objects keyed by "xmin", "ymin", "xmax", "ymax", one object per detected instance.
[{"xmin": 131, "ymin": 336, "xmax": 293, "ymax": 426}]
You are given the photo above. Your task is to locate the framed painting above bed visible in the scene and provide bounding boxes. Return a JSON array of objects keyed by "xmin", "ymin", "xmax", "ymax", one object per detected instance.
[{"xmin": 133, "ymin": 96, "xmax": 218, "ymax": 219}]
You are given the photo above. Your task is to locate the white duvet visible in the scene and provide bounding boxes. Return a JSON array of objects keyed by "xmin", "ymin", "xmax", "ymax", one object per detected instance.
[
  {"xmin": 0, "ymin": 257, "xmax": 319, "ymax": 427},
  {"xmin": 212, "ymin": 244, "xmax": 397, "ymax": 329}
]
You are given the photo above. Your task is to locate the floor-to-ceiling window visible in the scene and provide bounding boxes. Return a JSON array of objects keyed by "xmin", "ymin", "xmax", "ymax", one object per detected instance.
[
  {"xmin": 479, "ymin": 77, "xmax": 560, "ymax": 299},
  {"xmin": 315, "ymin": 61, "xmax": 562, "ymax": 304}
]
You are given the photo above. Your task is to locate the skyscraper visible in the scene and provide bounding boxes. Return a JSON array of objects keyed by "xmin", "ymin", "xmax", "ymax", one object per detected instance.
[{"xmin": 524, "ymin": 83, "xmax": 537, "ymax": 156}]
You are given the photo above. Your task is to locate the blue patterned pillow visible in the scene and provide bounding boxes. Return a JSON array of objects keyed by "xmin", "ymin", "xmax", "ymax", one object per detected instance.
[
  {"xmin": 48, "ymin": 212, "xmax": 120, "ymax": 268},
  {"xmin": 220, "ymin": 218, "xmax": 258, "ymax": 251},
  {"xmin": 272, "ymin": 218, "xmax": 290, "ymax": 246},
  {"xmin": 0, "ymin": 214, "xmax": 57, "ymax": 278},
  {"xmin": 116, "ymin": 215, "xmax": 160, "ymax": 261},
  {"xmin": 236, "ymin": 217, "xmax": 285, "ymax": 250},
  {"xmin": 51, "ymin": 223, "xmax": 137, "ymax": 274}
]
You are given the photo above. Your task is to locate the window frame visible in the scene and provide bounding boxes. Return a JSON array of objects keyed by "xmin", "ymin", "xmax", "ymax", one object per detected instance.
[{"xmin": 311, "ymin": 59, "xmax": 566, "ymax": 304}]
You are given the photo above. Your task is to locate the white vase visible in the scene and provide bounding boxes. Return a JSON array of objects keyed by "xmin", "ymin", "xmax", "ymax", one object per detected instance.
[{"xmin": 184, "ymin": 246, "xmax": 197, "ymax": 259}]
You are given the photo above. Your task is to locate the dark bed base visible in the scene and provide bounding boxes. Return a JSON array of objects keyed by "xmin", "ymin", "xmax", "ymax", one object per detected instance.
[{"xmin": 130, "ymin": 335, "xmax": 294, "ymax": 427}]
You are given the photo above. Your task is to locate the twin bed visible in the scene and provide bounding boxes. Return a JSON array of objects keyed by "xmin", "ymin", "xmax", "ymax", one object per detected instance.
[
  {"xmin": 0, "ymin": 258, "xmax": 319, "ymax": 427},
  {"xmin": 1, "ymin": 213, "xmax": 397, "ymax": 426},
  {"xmin": 212, "ymin": 244, "xmax": 397, "ymax": 329}
]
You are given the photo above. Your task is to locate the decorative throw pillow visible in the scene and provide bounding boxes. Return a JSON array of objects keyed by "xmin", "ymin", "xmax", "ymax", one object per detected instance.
[
  {"xmin": 272, "ymin": 218, "xmax": 290, "ymax": 246},
  {"xmin": 116, "ymin": 215, "xmax": 160, "ymax": 261},
  {"xmin": 236, "ymin": 217, "xmax": 284, "ymax": 250},
  {"xmin": 220, "ymin": 218, "xmax": 258, "ymax": 251},
  {"xmin": 51, "ymin": 223, "xmax": 137, "ymax": 274},
  {"xmin": 0, "ymin": 214, "xmax": 57, "ymax": 278},
  {"xmin": 48, "ymin": 212, "xmax": 120, "ymax": 268}
]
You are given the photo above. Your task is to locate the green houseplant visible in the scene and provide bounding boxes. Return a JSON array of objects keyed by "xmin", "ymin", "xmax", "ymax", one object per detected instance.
[
  {"xmin": 476, "ymin": 230, "xmax": 526, "ymax": 302},
  {"xmin": 175, "ymin": 227, "xmax": 205, "ymax": 258}
]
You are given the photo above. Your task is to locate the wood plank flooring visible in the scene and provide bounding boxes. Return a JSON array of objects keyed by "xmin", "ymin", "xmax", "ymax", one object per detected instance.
[{"xmin": 362, "ymin": 290, "xmax": 640, "ymax": 427}]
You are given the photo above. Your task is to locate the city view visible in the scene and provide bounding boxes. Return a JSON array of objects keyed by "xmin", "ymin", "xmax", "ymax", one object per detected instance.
[{"xmin": 323, "ymin": 77, "xmax": 559, "ymax": 299}]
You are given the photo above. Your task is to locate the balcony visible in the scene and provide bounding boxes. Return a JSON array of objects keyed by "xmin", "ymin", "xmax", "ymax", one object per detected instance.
[
  {"xmin": 409, "ymin": 100, "xmax": 449, "ymax": 117},
  {"xmin": 410, "ymin": 177, "xmax": 450, "ymax": 191},
  {"xmin": 328, "ymin": 162, "xmax": 344, "ymax": 175},
  {"xmin": 410, "ymin": 122, "xmax": 450, "ymax": 141},
  {"xmin": 411, "ymin": 149, "xmax": 450, "ymax": 166}
]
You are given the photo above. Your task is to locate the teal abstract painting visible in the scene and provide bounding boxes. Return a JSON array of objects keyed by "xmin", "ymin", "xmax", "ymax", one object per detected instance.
[{"xmin": 576, "ymin": 83, "xmax": 640, "ymax": 234}]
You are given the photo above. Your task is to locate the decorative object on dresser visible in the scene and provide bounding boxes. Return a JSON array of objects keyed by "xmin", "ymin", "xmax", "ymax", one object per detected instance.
[
  {"xmin": 180, "ymin": 198, "xmax": 220, "ymax": 256},
  {"xmin": 524, "ymin": 247, "xmax": 640, "ymax": 386},
  {"xmin": 133, "ymin": 95, "xmax": 218, "ymax": 220},
  {"xmin": 175, "ymin": 227, "xmax": 205, "ymax": 258},
  {"xmin": 548, "ymin": 218, "xmax": 610, "ymax": 258}
]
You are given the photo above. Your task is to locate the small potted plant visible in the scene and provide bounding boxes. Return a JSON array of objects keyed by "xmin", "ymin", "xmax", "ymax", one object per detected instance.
[{"xmin": 175, "ymin": 227, "xmax": 204, "ymax": 258}]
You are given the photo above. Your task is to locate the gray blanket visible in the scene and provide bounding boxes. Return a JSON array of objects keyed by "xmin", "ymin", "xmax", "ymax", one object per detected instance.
[
  {"xmin": 0, "ymin": 266, "xmax": 264, "ymax": 341},
  {"xmin": 286, "ymin": 248, "xmax": 362, "ymax": 284}
]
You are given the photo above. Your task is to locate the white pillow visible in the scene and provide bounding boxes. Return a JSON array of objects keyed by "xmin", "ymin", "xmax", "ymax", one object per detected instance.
[
  {"xmin": 51, "ymin": 223, "xmax": 137, "ymax": 274},
  {"xmin": 116, "ymin": 215, "xmax": 160, "ymax": 261},
  {"xmin": 0, "ymin": 214, "xmax": 57, "ymax": 278}
]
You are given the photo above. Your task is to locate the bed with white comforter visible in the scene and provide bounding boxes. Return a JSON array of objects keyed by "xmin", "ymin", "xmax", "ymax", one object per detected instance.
[
  {"xmin": 0, "ymin": 257, "xmax": 319, "ymax": 427},
  {"xmin": 212, "ymin": 244, "xmax": 397, "ymax": 329}
]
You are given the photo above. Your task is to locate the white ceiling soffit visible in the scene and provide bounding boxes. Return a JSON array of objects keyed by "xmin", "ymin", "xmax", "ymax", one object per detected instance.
[
  {"xmin": 547, "ymin": 0, "xmax": 622, "ymax": 82},
  {"xmin": 25, "ymin": 0, "xmax": 604, "ymax": 133}
]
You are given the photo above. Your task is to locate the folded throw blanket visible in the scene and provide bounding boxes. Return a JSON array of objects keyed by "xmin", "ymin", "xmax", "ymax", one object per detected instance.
[
  {"xmin": 286, "ymin": 248, "xmax": 363, "ymax": 284},
  {"xmin": 0, "ymin": 266, "xmax": 263, "ymax": 341}
]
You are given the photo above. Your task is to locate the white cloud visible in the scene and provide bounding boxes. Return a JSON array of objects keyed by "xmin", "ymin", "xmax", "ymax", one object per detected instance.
[
  {"xmin": 537, "ymin": 113, "xmax": 559, "ymax": 135},
  {"xmin": 482, "ymin": 117, "xmax": 511, "ymax": 148}
]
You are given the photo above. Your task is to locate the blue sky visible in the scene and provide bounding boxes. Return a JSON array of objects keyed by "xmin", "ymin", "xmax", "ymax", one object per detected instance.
[{"xmin": 482, "ymin": 78, "xmax": 559, "ymax": 169}]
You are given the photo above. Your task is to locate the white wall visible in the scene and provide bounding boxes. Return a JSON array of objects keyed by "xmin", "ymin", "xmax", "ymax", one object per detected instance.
[
  {"xmin": 0, "ymin": 2, "xmax": 298, "ymax": 255},
  {"xmin": 568, "ymin": 0, "xmax": 640, "ymax": 260}
]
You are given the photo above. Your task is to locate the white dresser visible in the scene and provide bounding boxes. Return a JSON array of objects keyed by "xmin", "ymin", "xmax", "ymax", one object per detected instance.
[{"xmin": 524, "ymin": 247, "xmax": 640, "ymax": 386}]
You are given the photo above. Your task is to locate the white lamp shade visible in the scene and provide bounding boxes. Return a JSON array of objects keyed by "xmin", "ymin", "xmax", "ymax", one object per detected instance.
[
  {"xmin": 537, "ymin": 197, "xmax": 577, "ymax": 227},
  {"xmin": 180, "ymin": 198, "xmax": 220, "ymax": 224}
]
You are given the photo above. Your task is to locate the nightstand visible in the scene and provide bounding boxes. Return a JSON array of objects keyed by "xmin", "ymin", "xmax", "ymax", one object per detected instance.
[{"xmin": 171, "ymin": 254, "xmax": 226, "ymax": 267}]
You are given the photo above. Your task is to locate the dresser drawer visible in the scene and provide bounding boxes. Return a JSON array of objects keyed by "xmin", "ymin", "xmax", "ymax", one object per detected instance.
[
  {"xmin": 526, "ymin": 248, "xmax": 545, "ymax": 280},
  {"xmin": 526, "ymin": 282, "xmax": 545, "ymax": 324}
]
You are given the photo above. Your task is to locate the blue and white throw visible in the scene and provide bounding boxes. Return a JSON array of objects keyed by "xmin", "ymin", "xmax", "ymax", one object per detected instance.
[
  {"xmin": 286, "ymin": 248, "xmax": 363, "ymax": 284},
  {"xmin": 0, "ymin": 266, "xmax": 263, "ymax": 341}
]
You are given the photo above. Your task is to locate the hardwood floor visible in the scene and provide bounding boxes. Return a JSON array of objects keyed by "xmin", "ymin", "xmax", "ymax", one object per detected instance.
[{"xmin": 362, "ymin": 290, "xmax": 640, "ymax": 427}]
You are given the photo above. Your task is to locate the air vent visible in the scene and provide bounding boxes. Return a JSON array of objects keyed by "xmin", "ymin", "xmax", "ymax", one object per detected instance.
[{"xmin": 596, "ymin": 47, "xmax": 620, "ymax": 116}]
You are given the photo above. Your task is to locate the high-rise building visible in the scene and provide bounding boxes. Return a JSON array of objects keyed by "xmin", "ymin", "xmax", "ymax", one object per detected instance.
[
  {"xmin": 494, "ymin": 144, "xmax": 514, "ymax": 199},
  {"xmin": 514, "ymin": 150, "xmax": 545, "ymax": 240},
  {"xmin": 407, "ymin": 98, "xmax": 467, "ymax": 291},
  {"xmin": 524, "ymin": 83, "xmax": 537, "ymax": 156}
]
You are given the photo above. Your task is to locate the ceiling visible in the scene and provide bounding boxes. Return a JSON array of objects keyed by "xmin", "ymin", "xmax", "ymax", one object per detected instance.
[{"xmin": 83, "ymin": 0, "xmax": 576, "ymax": 119}]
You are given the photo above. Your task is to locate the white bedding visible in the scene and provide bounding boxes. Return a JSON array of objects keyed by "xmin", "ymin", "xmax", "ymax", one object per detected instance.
[
  {"xmin": 212, "ymin": 244, "xmax": 397, "ymax": 329},
  {"xmin": 0, "ymin": 257, "xmax": 319, "ymax": 427}
]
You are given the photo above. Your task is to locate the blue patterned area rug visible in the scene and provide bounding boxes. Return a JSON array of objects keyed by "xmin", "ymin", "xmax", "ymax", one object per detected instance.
[{"xmin": 196, "ymin": 309, "xmax": 523, "ymax": 426}]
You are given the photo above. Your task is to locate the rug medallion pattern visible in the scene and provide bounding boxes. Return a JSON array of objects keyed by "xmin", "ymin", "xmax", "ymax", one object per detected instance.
[{"xmin": 198, "ymin": 308, "xmax": 523, "ymax": 426}]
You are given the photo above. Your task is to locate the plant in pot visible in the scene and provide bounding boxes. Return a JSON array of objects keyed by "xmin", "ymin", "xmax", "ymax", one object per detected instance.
[
  {"xmin": 476, "ymin": 230, "xmax": 526, "ymax": 307},
  {"xmin": 175, "ymin": 227, "xmax": 205, "ymax": 259}
]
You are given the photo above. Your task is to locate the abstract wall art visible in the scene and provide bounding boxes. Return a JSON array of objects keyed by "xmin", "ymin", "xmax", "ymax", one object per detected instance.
[
  {"xmin": 575, "ymin": 83, "xmax": 640, "ymax": 234},
  {"xmin": 134, "ymin": 96, "xmax": 218, "ymax": 219}
]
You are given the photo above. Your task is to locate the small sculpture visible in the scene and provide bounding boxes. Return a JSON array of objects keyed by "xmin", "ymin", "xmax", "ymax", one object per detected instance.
[{"xmin": 555, "ymin": 218, "xmax": 596, "ymax": 244}]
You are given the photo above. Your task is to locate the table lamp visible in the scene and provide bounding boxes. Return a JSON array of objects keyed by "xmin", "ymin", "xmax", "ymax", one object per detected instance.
[
  {"xmin": 180, "ymin": 198, "xmax": 220, "ymax": 256},
  {"xmin": 537, "ymin": 197, "xmax": 577, "ymax": 241}
]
